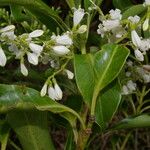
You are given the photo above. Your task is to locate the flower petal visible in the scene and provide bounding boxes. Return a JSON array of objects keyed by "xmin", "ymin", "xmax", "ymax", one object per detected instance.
[
  {"xmin": 29, "ymin": 30, "xmax": 44, "ymax": 38},
  {"xmin": 29, "ymin": 43, "xmax": 43, "ymax": 54},
  {"xmin": 0, "ymin": 25, "xmax": 15, "ymax": 33},
  {"xmin": 0, "ymin": 46, "xmax": 7, "ymax": 67},
  {"xmin": 54, "ymin": 83, "xmax": 63, "ymax": 100},
  {"xmin": 27, "ymin": 52, "xmax": 39, "ymax": 65}
]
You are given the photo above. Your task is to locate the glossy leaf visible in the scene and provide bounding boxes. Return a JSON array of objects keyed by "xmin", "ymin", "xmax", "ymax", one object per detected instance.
[
  {"xmin": 112, "ymin": 114, "xmax": 150, "ymax": 130},
  {"xmin": 0, "ymin": 84, "xmax": 85, "ymax": 129},
  {"xmin": 113, "ymin": 0, "xmax": 133, "ymax": 11},
  {"xmin": 0, "ymin": 0, "xmax": 69, "ymax": 31},
  {"xmin": 74, "ymin": 44, "xmax": 129, "ymax": 108},
  {"xmin": 95, "ymin": 80, "xmax": 121, "ymax": 130},
  {"xmin": 122, "ymin": 4, "xmax": 147, "ymax": 19},
  {"xmin": 7, "ymin": 110, "xmax": 55, "ymax": 150}
]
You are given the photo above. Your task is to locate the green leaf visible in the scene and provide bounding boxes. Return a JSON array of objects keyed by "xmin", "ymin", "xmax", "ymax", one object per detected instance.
[
  {"xmin": 7, "ymin": 110, "xmax": 55, "ymax": 150},
  {"xmin": 95, "ymin": 80, "xmax": 121, "ymax": 130},
  {"xmin": 112, "ymin": 114, "xmax": 150, "ymax": 130},
  {"xmin": 84, "ymin": 0, "xmax": 103, "ymax": 11},
  {"xmin": 0, "ymin": 84, "xmax": 85, "ymax": 129},
  {"xmin": 74, "ymin": 44, "xmax": 129, "ymax": 109},
  {"xmin": 0, "ymin": 0, "xmax": 69, "ymax": 31},
  {"xmin": 10, "ymin": 5, "xmax": 30, "ymax": 22},
  {"xmin": 122, "ymin": 4, "xmax": 147, "ymax": 19},
  {"xmin": 65, "ymin": 0, "xmax": 81, "ymax": 8},
  {"xmin": 0, "ymin": 120, "xmax": 10, "ymax": 150},
  {"xmin": 113, "ymin": 0, "xmax": 133, "ymax": 11}
]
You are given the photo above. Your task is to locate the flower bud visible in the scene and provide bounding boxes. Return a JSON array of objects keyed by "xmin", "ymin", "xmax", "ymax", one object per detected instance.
[
  {"xmin": 20, "ymin": 63, "xmax": 28, "ymax": 76},
  {"xmin": 134, "ymin": 49, "xmax": 144, "ymax": 61},
  {"xmin": 131, "ymin": 30, "xmax": 141, "ymax": 47},
  {"xmin": 52, "ymin": 45, "xmax": 70, "ymax": 55},
  {"xmin": 48, "ymin": 86, "xmax": 56, "ymax": 100},
  {"xmin": 65, "ymin": 69, "xmax": 74, "ymax": 79},
  {"xmin": 40, "ymin": 83, "xmax": 48, "ymax": 97},
  {"xmin": 143, "ymin": 18, "xmax": 149, "ymax": 31},
  {"xmin": 54, "ymin": 83, "xmax": 63, "ymax": 100},
  {"xmin": 77, "ymin": 25, "xmax": 87, "ymax": 34}
]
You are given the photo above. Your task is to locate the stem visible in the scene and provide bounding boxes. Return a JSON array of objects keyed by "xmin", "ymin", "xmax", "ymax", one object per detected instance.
[
  {"xmin": 136, "ymin": 86, "xmax": 146, "ymax": 114},
  {"xmin": 120, "ymin": 132, "xmax": 131, "ymax": 150},
  {"xmin": 9, "ymin": 139, "xmax": 22, "ymax": 150}
]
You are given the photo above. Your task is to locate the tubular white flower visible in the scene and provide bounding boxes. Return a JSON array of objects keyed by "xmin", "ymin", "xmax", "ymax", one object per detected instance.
[
  {"xmin": 29, "ymin": 43, "xmax": 43, "ymax": 54},
  {"xmin": 54, "ymin": 83, "xmax": 63, "ymax": 100},
  {"xmin": 20, "ymin": 63, "xmax": 28, "ymax": 76},
  {"xmin": 0, "ymin": 46, "xmax": 7, "ymax": 67},
  {"xmin": 52, "ymin": 45, "xmax": 70, "ymax": 55},
  {"xmin": 143, "ymin": 18, "xmax": 149, "ymax": 31},
  {"xmin": 73, "ymin": 8, "xmax": 85, "ymax": 26},
  {"xmin": 27, "ymin": 52, "xmax": 39, "ymax": 65},
  {"xmin": 40, "ymin": 83, "xmax": 48, "ymax": 97},
  {"xmin": 0, "ymin": 25, "xmax": 15, "ymax": 33},
  {"xmin": 55, "ymin": 34, "xmax": 73, "ymax": 46},
  {"xmin": 65, "ymin": 69, "xmax": 74, "ymax": 79},
  {"xmin": 134, "ymin": 49, "xmax": 144, "ymax": 61},
  {"xmin": 131, "ymin": 30, "xmax": 141, "ymax": 47},
  {"xmin": 48, "ymin": 86, "xmax": 56, "ymax": 100},
  {"xmin": 77, "ymin": 25, "xmax": 87, "ymax": 33},
  {"xmin": 29, "ymin": 30, "xmax": 44, "ymax": 38}
]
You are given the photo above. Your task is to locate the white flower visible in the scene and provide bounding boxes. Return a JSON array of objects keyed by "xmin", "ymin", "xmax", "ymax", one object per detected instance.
[
  {"xmin": 73, "ymin": 8, "xmax": 85, "ymax": 26},
  {"xmin": 55, "ymin": 34, "xmax": 73, "ymax": 46},
  {"xmin": 143, "ymin": 74, "xmax": 150, "ymax": 83},
  {"xmin": 134, "ymin": 49, "xmax": 144, "ymax": 61},
  {"xmin": 131, "ymin": 30, "xmax": 141, "ymax": 47},
  {"xmin": 77, "ymin": 25, "xmax": 87, "ymax": 33},
  {"xmin": 40, "ymin": 83, "xmax": 48, "ymax": 97},
  {"xmin": 143, "ymin": 0, "xmax": 150, "ymax": 6},
  {"xmin": 54, "ymin": 83, "xmax": 63, "ymax": 100},
  {"xmin": 27, "ymin": 52, "xmax": 39, "ymax": 65},
  {"xmin": 48, "ymin": 86, "xmax": 56, "ymax": 100},
  {"xmin": 29, "ymin": 43, "xmax": 43, "ymax": 55},
  {"xmin": 29, "ymin": 30, "xmax": 44, "ymax": 38},
  {"xmin": 0, "ymin": 46, "xmax": 7, "ymax": 67},
  {"xmin": 127, "ymin": 80, "xmax": 136, "ymax": 91},
  {"xmin": 20, "ymin": 63, "xmax": 28, "ymax": 76},
  {"xmin": 143, "ymin": 18, "xmax": 149, "ymax": 31},
  {"xmin": 65, "ymin": 69, "xmax": 74, "ymax": 79},
  {"xmin": 139, "ymin": 39, "xmax": 150, "ymax": 52},
  {"xmin": 128, "ymin": 15, "xmax": 140, "ymax": 24},
  {"xmin": 52, "ymin": 45, "xmax": 70, "ymax": 55},
  {"xmin": 103, "ymin": 20, "xmax": 120, "ymax": 31},
  {"xmin": 109, "ymin": 9, "xmax": 122, "ymax": 20}
]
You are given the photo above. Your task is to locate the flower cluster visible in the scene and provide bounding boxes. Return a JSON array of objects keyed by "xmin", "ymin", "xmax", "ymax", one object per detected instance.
[{"xmin": 0, "ymin": 7, "xmax": 86, "ymax": 101}]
